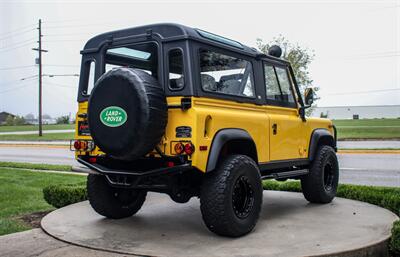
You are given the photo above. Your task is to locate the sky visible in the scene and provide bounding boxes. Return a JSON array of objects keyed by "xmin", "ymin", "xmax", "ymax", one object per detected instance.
[{"xmin": 0, "ymin": 0, "xmax": 399, "ymax": 117}]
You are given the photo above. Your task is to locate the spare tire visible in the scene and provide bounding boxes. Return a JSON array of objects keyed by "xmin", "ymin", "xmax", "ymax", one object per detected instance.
[{"xmin": 88, "ymin": 68, "xmax": 167, "ymax": 161}]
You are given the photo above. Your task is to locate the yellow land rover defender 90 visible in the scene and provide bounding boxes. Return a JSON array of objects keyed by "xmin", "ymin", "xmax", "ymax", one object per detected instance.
[{"xmin": 73, "ymin": 23, "xmax": 338, "ymax": 237}]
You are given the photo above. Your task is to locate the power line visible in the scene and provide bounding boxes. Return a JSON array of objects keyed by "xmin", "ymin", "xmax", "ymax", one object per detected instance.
[
  {"xmin": 0, "ymin": 42, "xmax": 35, "ymax": 53},
  {"xmin": 0, "ymin": 65, "xmax": 36, "ymax": 71},
  {"xmin": 0, "ymin": 83, "xmax": 35, "ymax": 94},
  {"xmin": 0, "ymin": 23, "xmax": 36, "ymax": 36},
  {"xmin": 0, "ymin": 37, "xmax": 36, "ymax": 48},
  {"xmin": 44, "ymin": 33, "xmax": 91, "ymax": 37},
  {"xmin": 0, "ymin": 28, "xmax": 36, "ymax": 41},
  {"xmin": 0, "ymin": 39, "xmax": 36, "ymax": 50},
  {"xmin": 327, "ymin": 88, "xmax": 400, "ymax": 95},
  {"xmin": 44, "ymin": 64, "xmax": 80, "ymax": 67},
  {"xmin": 344, "ymin": 51, "xmax": 400, "ymax": 60},
  {"xmin": 0, "ymin": 77, "xmax": 36, "ymax": 86},
  {"xmin": 43, "ymin": 21, "xmax": 114, "ymax": 29},
  {"xmin": 43, "ymin": 73, "xmax": 79, "ymax": 77},
  {"xmin": 43, "ymin": 39, "xmax": 83, "ymax": 42},
  {"xmin": 43, "ymin": 81, "xmax": 76, "ymax": 89},
  {"xmin": 20, "ymin": 75, "xmax": 39, "ymax": 81}
]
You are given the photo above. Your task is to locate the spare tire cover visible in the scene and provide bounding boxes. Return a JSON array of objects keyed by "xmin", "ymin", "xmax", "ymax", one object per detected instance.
[{"xmin": 88, "ymin": 68, "xmax": 167, "ymax": 160}]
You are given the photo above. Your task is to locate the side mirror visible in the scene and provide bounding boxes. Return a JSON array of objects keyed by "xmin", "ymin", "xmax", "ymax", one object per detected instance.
[{"xmin": 304, "ymin": 88, "xmax": 314, "ymax": 106}]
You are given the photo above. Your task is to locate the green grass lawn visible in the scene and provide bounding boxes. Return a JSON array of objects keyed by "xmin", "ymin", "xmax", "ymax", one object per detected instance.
[
  {"xmin": 0, "ymin": 168, "xmax": 85, "ymax": 236},
  {"xmin": 333, "ymin": 119, "xmax": 400, "ymax": 140},
  {"xmin": 0, "ymin": 132, "xmax": 74, "ymax": 141},
  {"xmin": 0, "ymin": 124, "xmax": 74, "ymax": 133},
  {"xmin": 0, "ymin": 162, "xmax": 72, "ymax": 172}
]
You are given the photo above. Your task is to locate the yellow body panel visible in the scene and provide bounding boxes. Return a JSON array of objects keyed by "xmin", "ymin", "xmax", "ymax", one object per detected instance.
[{"xmin": 75, "ymin": 97, "xmax": 333, "ymax": 172}]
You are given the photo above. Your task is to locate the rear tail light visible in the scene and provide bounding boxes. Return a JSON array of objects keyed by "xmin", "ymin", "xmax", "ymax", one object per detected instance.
[
  {"xmin": 174, "ymin": 142, "xmax": 184, "ymax": 154},
  {"xmin": 184, "ymin": 143, "xmax": 195, "ymax": 155},
  {"xmin": 173, "ymin": 142, "xmax": 195, "ymax": 155},
  {"xmin": 73, "ymin": 140, "xmax": 94, "ymax": 151},
  {"xmin": 73, "ymin": 140, "xmax": 82, "ymax": 150}
]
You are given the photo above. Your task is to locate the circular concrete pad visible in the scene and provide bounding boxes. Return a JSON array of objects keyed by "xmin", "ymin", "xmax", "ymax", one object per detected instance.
[{"xmin": 42, "ymin": 191, "xmax": 398, "ymax": 257}]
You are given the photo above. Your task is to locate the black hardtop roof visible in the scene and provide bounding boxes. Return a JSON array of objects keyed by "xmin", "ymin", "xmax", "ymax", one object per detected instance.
[{"xmin": 83, "ymin": 23, "xmax": 283, "ymax": 60}]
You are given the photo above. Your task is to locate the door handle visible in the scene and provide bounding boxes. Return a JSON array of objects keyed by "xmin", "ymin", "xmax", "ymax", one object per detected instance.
[{"xmin": 272, "ymin": 123, "xmax": 278, "ymax": 135}]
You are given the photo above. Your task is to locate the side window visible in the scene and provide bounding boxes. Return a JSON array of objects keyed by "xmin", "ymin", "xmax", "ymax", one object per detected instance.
[
  {"xmin": 199, "ymin": 49, "xmax": 255, "ymax": 98},
  {"xmin": 263, "ymin": 63, "xmax": 296, "ymax": 107},
  {"xmin": 168, "ymin": 49, "xmax": 184, "ymax": 90},
  {"xmin": 275, "ymin": 67, "xmax": 295, "ymax": 104},
  {"xmin": 86, "ymin": 61, "xmax": 95, "ymax": 95},
  {"xmin": 264, "ymin": 65, "xmax": 282, "ymax": 101}
]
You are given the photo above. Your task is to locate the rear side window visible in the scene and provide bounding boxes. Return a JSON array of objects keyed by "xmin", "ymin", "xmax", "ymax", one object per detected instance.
[
  {"xmin": 264, "ymin": 63, "xmax": 296, "ymax": 107},
  {"xmin": 275, "ymin": 67, "xmax": 295, "ymax": 104},
  {"xmin": 264, "ymin": 65, "xmax": 282, "ymax": 101},
  {"xmin": 199, "ymin": 49, "xmax": 255, "ymax": 98},
  {"xmin": 168, "ymin": 49, "xmax": 185, "ymax": 90},
  {"xmin": 84, "ymin": 60, "xmax": 95, "ymax": 95}
]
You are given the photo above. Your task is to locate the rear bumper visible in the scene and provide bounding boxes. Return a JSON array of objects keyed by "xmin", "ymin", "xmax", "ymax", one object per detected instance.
[{"xmin": 76, "ymin": 157, "xmax": 192, "ymax": 177}]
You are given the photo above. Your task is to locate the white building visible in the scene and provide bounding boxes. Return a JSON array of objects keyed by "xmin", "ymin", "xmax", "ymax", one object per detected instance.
[{"xmin": 311, "ymin": 105, "xmax": 400, "ymax": 119}]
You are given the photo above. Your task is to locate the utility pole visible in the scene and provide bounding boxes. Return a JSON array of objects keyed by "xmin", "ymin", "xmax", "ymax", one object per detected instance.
[{"xmin": 32, "ymin": 19, "xmax": 48, "ymax": 136}]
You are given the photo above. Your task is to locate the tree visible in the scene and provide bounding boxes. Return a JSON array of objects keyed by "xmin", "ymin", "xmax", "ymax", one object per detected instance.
[
  {"xmin": 5, "ymin": 115, "xmax": 14, "ymax": 126},
  {"xmin": 56, "ymin": 115, "xmax": 70, "ymax": 124},
  {"xmin": 42, "ymin": 114, "xmax": 52, "ymax": 120},
  {"xmin": 256, "ymin": 35, "xmax": 318, "ymax": 115},
  {"xmin": 24, "ymin": 113, "xmax": 35, "ymax": 120},
  {"xmin": 4, "ymin": 115, "xmax": 25, "ymax": 126},
  {"xmin": 13, "ymin": 116, "xmax": 26, "ymax": 125}
]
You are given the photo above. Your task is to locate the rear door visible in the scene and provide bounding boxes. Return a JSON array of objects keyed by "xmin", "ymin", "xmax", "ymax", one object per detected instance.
[{"xmin": 263, "ymin": 62, "xmax": 305, "ymax": 161}]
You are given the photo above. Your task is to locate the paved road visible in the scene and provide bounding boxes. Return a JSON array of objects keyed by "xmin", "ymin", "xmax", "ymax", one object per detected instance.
[
  {"xmin": 337, "ymin": 140, "xmax": 400, "ymax": 149},
  {"xmin": 338, "ymin": 153, "xmax": 400, "ymax": 187},
  {"xmin": 0, "ymin": 145, "xmax": 398, "ymax": 187},
  {"xmin": 0, "ymin": 145, "xmax": 76, "ymax": 165},
  {"xmin": 0, "ymin": 129, "xmax": 74, "ymax": 135}
]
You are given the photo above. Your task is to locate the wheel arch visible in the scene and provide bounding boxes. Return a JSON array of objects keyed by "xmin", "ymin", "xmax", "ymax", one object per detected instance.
[
  {"xmin": 308, "ymin": 128, "xmax": 336, "ymax": 162},
  {"xmin": 206, "ymin": 129, "xmax": 258, "ymax": 172}
]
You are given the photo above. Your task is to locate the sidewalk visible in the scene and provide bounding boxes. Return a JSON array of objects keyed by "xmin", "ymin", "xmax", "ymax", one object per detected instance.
[
  {"xmin": 0, "ymin": 141, "xmax": 69, "ymax": 146},
  {"xmin": 0, "ymin": 229, "xmax": 129, "ymax": 257},
  {"xmin": 337, "ymin": 140, "xmax": 400, "ymax": 149}
]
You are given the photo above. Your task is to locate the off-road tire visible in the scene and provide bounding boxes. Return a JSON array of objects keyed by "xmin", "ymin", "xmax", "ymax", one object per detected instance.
[
  {"xmin": 301, "ymin": 145, "xmax": 339, "ymax": 203},
  {"xmin": 87, "ymin": 174, "xmax": 147, "ymax": 219},
  {"xmin": 200, "ymin": 155, "xmax": 263, "ymax": 237}
]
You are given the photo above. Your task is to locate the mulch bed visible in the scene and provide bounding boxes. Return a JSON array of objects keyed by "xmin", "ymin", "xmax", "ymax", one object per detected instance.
[{"xmin": 18, "ymin": 211, "xmax": 51, "ymax": 228}]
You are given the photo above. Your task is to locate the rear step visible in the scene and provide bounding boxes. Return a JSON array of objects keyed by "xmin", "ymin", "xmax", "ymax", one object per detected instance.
[{"xmin": 261, "ymin": 169, "xmax": 309, "ymax": 180}]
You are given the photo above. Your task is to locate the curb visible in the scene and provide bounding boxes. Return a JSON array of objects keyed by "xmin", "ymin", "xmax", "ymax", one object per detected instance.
[
  {"xmin": 0, "ymin": 166, "xmax": 87, "ymax": 176},
  {"xmin": 338, "ymin": 149, "xmax": 400, "ymax": 154}
]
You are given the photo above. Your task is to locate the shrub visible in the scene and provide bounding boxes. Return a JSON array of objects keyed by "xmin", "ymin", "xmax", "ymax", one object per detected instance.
[
  {"xmin": 390, "ymin": 220, "xmax": 400, "ymax": 256},
  {"xmin": 43, "ymin": 183, "xmax": 87, "ymax": 208},
  {"xmin": 56, "ymin": 115, "xmax": 70, "ymax": 124}
]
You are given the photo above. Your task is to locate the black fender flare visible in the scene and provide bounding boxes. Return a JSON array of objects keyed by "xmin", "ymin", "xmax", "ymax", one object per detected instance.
[
  {"xmin": 206, "ymin": 129, "xmax": 257, "ymax": 172},
  {"xmin": 308, "ymin": 128, "xmax": 336, "ymax": 161}
]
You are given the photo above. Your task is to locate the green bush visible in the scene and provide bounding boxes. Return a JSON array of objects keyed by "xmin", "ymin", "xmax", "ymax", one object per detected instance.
[
  {"xmin": 43, "ymin": 183, "xmax": 87, "ymax": 208},
  {"xmin": 390, "ymin": 220, "xmax": 400, "ymax": 255}
]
